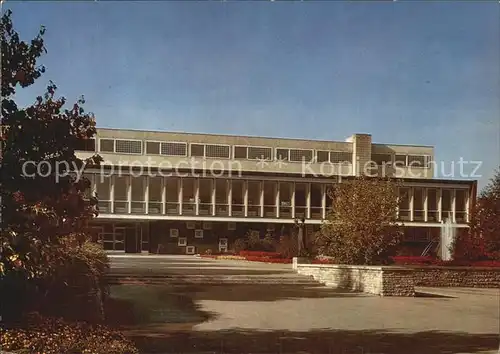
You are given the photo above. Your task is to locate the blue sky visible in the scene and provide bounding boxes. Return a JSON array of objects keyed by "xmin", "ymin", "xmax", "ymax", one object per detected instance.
[{"xmin": 6, "ymin": 1, "xmax": 500, "ymax": 189}]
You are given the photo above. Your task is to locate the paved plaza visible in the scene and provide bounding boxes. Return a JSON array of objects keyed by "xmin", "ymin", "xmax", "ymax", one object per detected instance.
[{"xmin": 108, "ymin": 255, "xmax": 500, "ymax": 353}]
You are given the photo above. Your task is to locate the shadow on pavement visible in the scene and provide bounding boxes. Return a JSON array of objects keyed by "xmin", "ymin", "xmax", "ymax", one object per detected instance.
[
  {"xmin": 128, "ymin": 328, "xmax": 499, "ymax": 354},
  {"xmin": 105, "ymin": 284, "xmax": 497, "ymax": 353}
]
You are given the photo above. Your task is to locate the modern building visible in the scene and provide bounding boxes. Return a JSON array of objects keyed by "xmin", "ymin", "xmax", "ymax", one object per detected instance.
[{"xmin": 76, "ymin": 128, "xmax": 476, "ymax": 255}]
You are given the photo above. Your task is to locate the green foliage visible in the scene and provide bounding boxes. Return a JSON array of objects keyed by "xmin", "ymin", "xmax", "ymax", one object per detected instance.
[
  {"xmin": 232, "ymin": 238, "xmax": 247, "ymax": 253},
  {"xmin": 232, "ymin": 230, "xmax": 276, "ymax": 253},
  {"xmin": 0, "ymin": 9, "xmax": 101, "ymax": 279},
  {"xmin": 454, "ymin": 168, "xmax": 500, "ymax": 260},
  {"xmin": 1, "ymin": 314, "xmax": 138, "ymax": 354},
  {"xmin": 38, "ymin": 237, "xmax": 110, "ymax": 322},
  {"xmin": 1, "ymin": 236, "xmax": 110, "ymax": 323},
  {"xmin": 315, "ymin": 177, "xmax": 402, "ymax": 265},
  {"xmin": 473, "ymin": 169, "xmax": 500, "ymax": 257},
  {"xmin": 276, "ymin": 234, "xmax": 299, "ymax": 259}
]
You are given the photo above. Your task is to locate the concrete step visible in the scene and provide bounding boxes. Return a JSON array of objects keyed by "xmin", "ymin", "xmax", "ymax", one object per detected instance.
[{"xmin": 106, "ymin": 273, "xmax": 319, "ymax": 285}]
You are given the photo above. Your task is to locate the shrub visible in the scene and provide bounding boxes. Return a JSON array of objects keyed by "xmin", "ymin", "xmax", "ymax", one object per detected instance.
[
  {"xmin": 0, "ymin": 236, "xmax": 110, "ymax": 323},
  {"xmin": 316, "ymin": 177, "xmax": 402, "ymax": 265},
  {"xmin": 232, "ymin": 238, "xmax": 247, "ymax": 253},
  {"xmin": 277, "ymin": 234, "xmax": 299, "ymax": 258},
  {"xmin": 0, "ymin": 314, "xmax": 138, "ymax": 354},
  {"xmin": 38, "ymin": 238, "xmax": 110, "ymax": 322},
  {"xmin": 233, "ymin": 231, "xmax": 277, "ymax": 253},
  {"xmin": 245, "ymin": 230, "xmax": 275, "ymax": 252}
]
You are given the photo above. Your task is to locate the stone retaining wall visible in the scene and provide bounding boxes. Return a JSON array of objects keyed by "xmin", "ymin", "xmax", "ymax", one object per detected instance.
[
  {"xmin": 293, "ymin": 258, "xmax": 415, "ymax": 296},
  {"xmin": 412, "ymin": 266, "xmax": 500, "ymax": 288}
]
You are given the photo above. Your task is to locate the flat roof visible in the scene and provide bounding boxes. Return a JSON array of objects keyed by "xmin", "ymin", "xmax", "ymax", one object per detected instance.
[{"xmin": 96, "ymin": 126, "xmax": 434, "ymax": 149}]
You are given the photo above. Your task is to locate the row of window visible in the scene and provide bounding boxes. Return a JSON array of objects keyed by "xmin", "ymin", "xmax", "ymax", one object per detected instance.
[
  {"xmin": 79, "ymin": 137, "xmax": 355, "ymax": 163},
  {"xmin": 78, "ymin": 138, "xmax": 431, "ymax": 168},
  {"xmin": 372, "ymin": 153, "xmax": 431, "ymax": 168}
]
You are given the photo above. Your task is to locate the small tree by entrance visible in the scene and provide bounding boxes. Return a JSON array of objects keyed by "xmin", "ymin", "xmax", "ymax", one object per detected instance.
[
  {"xmin": 315, "ymin": 177, "xmax": 402, "ymax": 265},
  {"xmin": 453, "ymin": 168, "xmax": 500, "ymax": 260}
]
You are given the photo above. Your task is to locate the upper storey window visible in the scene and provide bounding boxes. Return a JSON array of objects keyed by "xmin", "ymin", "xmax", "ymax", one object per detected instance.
[{"xmin": 115, "ymin": 140, "xmax": 142, "ymax": 154}]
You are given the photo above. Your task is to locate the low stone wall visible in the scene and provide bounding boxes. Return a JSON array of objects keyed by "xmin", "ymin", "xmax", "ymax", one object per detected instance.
[
  {"xmin": 412, "ymin": 266, "xmax": 500, "ymax": 288},
  {"xmin": 293, "ymin": 258, "xmax": 415, "ymax": 296}
]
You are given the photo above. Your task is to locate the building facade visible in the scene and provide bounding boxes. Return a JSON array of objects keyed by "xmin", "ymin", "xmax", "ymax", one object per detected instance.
[{"xmin": 76, "ymin": 128, "xmax": 476, "ymax": 255}]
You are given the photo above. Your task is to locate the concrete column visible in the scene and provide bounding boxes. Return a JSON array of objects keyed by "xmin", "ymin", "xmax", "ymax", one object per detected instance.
[
  {"xmin": 228, "ymin": 180, "xmax": 232, "ymax": 217},
  {"xmin": 260, "ymin": 181, "xmax": 264, "ymax": 217},
  {"xmin": 465, "ymin": 189, "xmax": 470, "ymax": 223},
  {"xmin": 211, "ymin": 179, "xmax": 216, "ymax": 216},
  {"xmin": 276, "ymin": 182, "xmax": 280, "ymax": 218},
  {"xmin": 110, "ymin": 176, "xmax": 114, "ymax": 213},
  {"xmin": 145, "ymin": 176, "xmax": 149, "ymax": 214},
  {"xmin": 178, "ymin": 178, "xmax": 183, "ymax": 215},
  {"xmin": 306, "ymin": 183, "xmax": 311, "ymax": 219},
  {"xmin": 161, "ymin": 178, "xmax": 166, "ymax": 214},
  {"xmin": 127, "ymin": 175, "xmax": 132, "ymax": 214},
  {"xmin": 423, "ymin": 188, "xmax": 428, "ymax": 222},
  {"xmin": 244, "ymin": 180, "xmax": 248, "ymax": 217},
  {"xmin": 321, "ymin": 184, "xmax": 326, "ymax": 219},
  {"xmin": 451, "ymin": 189, "xmax": 456, "ymax": 223},
  {"xmin": 195, "ymin": 178, "xmax": 200, "ymax": 216},
  {"xmin": 438, "ymin": 188, "xmax": 442, "ymax": 222},
  {"xmin": 409, "ymin": 187, "xmax": 414, "ymax": 222},
  {"xmin": 291, "ymin": 182, "xmax": 296, "ymax": 219}
]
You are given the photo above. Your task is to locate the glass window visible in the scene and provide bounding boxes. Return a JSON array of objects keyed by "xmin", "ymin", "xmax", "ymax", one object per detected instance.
[
  {"xmin": 231, "ymin": 180, "xmax": 244, "ymax": 204},
  {"xmin": 148, "ymin": 177, "xmax": 162, "ymax": 202},
  {"xmin": 182, "ymin": 178, "xmax": 196, "ymax": 202},
  {"xmin": 372, "ymin": 153, "xmax": 393, "ymax": 165},
  {"xmin": 248, "ymin": 147, "xmax": 272, "ymax": 160},
  {"xmin": 263, "ymin": 181, "xmax": 276, "ymax": 206},
  {"xmin": 161, "ymin": 142, "xmax": 187, "ymax": 156},
  {"xmin": 190, "ymin": 144, "xmax": 205, "ymax": 157},
  {"xmin": 114, "ymin": 176, "xmax": 128, "ymax": 201},
  {"xmin": 316, "ymin": 150, "xmax": 329, "ymax": 163},
  {"xmin": 166, "ymin": 177, "xmax": 179, "ymax": 202},
  {"xmin": 215, "ymin": 179, "xmax": 228, "ymax": 204},
  {"xmin": 395, "ymin": 154, "xmax": 407, "ymax": 166},
  {"xmin": 206, "ymin": 145, "xmax": 230, "ymax": 158},
  {"xmin": 99, "ymin": 139, "xmax": 114, "ymax": 152},
  {"xmin": 289, "ymin": 149, "xmax": 313, "ymax": 162},
  {"xmin": 442, "ymin": 189, "xmax": 452, "ymax": 219},
  {"xmin": 247, "ymin": 181, "xmax": 261, "ymax": 205},
  {"xmin": 234, "ymin": 146, "xmax": 247, "ymax": 159},
  {"xmin": 408, "ymin": 155, "xmax": 427, "ymax": 168},
  {"xmin": 276, "ymin": 148, "xmax": 289, "ymax": 161},
  {"xmin": 146, "ymin": 141, "xmax": 160, "ymax": 154},
  {"xmin": 330, "ymin": 151, "xmax": 352, "ymax": 164},
  {"xmin": 115, "ymin": 140, "xmax": 142, "ymax": 154}
]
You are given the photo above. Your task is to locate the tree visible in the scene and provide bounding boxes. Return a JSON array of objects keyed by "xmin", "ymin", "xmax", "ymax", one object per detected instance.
[
  {"xmin": 455, "ymin": 169, "xmax": 500, "ymax": 260},
  {"xmin": 0, "ymin": 9, "xmax": 101, "ymax": 278},
  {"xmin": 315, "ymin": 177, "xmax": 402, "ymax": 265}
]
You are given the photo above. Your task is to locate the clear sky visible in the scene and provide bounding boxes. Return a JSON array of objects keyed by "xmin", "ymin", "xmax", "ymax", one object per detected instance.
[{"xmin": 6, "ymin": 1, "xmax": 500, "ymax": 189}]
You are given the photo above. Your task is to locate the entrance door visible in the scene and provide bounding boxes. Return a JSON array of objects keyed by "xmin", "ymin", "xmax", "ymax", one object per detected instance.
[{"xmin": 124, "ymin": 225, "xmax": 139, "ymax": 253}]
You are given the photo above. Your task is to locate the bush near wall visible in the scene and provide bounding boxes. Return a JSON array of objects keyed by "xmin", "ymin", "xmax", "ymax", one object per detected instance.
[
  {"xmin": 0, "ymin": 237, "xmax": 110, "ymax": 323},
  {"xmin": 38, "ymin": 239, "xmax": 110, "ymax": 322}
]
